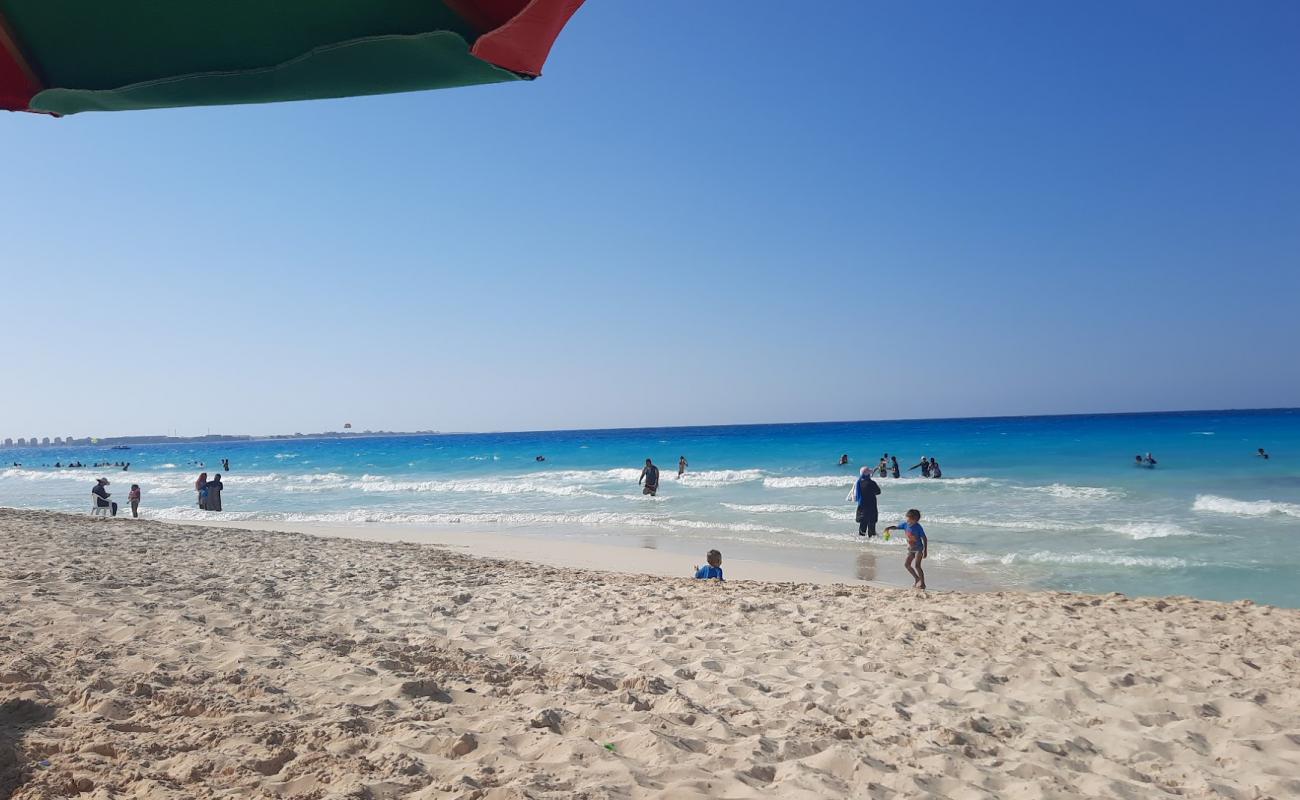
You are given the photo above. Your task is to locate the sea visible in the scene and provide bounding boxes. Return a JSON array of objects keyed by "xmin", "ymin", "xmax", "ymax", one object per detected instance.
[{"xmin": 2, "ymin": 409, "xmax": 1298, "ymax": 607}]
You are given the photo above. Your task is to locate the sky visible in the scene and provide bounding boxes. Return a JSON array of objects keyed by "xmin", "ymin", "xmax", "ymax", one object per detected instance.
[{"xmin": 1, "ymin": 1, "xmax": 1298, "ymax": 438}]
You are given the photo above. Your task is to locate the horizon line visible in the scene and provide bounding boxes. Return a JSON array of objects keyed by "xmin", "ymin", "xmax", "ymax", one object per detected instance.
[{"xmin": 4, "ymin": 405, "xmax": 1295, "ymax": 446}]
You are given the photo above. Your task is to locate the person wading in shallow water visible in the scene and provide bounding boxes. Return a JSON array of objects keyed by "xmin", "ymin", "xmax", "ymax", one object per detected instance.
[
  {"xmin": 206, "ymin": 473, "xmax": 225, "ymax": 512},
  {"xmin": 851, "ymin": 466, "xmax": 882, "ymax": 538},
  {"xmin": 639, "ymin": 458, "xmax": 660, "ymax": 497}
]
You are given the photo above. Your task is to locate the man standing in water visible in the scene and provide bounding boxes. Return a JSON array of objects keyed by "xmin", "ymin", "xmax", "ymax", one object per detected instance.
[
  {"xmin": 852, "ymin": 466, "xmax": 882, "ymax": 537},
  {"xmin": 639, "ymin": 458, "xmax": 660, "ymax": 496},
  {"xmin": 678, "ymin": 455, "xmax": 688, "ymax": 477}
]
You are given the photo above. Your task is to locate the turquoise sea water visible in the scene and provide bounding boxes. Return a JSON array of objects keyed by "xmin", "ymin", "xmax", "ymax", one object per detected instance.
[{"xmin": 3, "ymin": 409, "xmax": 1298, "ymax": 606}]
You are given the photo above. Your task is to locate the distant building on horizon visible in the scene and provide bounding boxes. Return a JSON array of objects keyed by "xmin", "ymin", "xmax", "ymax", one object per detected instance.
[
  {"xmin": 41, "ymin": 437, "xmax": 50, "ymax": 445},
  {"xmin": 3, "ymin": 438, "xmax": 11, "ymax": 447}
]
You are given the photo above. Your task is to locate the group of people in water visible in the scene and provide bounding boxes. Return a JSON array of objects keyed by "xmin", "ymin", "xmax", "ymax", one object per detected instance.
[
  {"xmin": 81, "ymin": 459, "xmax": 234, "ymax": 518},
  {"xmin": 17, "ymin": 460, "xmax": 132, "ymax": 470},
  {"xmin": 194, "ymin": 472, "xmax": 226, "ymax": 511},
  {"xmin": 1135, "ymin": 448, "xmax": 1274, "ymax": 468},
  {"xmin": 838, "ymin": 453, "xmax": 943, "ymax": 478},
  {"xmin": 636, "ymin": 456, "xmax": 691, "ymax": 497}
]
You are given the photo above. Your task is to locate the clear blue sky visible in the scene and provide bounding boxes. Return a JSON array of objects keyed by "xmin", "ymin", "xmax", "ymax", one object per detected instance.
[{"xmin": 2, "ymin": 1, "xmax": 1297, "ymax": 438}]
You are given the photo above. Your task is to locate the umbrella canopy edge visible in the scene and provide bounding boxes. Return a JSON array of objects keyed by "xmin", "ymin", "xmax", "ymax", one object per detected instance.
[{"xmin": 28, "ymin": 31, "xmax": 521, "ymax": 115}]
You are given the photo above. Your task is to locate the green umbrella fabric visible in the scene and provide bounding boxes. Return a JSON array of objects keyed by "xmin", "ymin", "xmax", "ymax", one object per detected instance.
[{"xmin": 0, "ymin": 0, "xmax": 584, "ymax": 115}]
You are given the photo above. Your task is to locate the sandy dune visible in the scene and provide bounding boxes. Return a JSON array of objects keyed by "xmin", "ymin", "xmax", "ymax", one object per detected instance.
[{"xmin": 1, "ymin": 508, "xmax": 1297, "ymax": 799}]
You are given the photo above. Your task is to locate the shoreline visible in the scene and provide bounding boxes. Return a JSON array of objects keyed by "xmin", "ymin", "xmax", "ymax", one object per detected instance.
[
  {"xmin": 170, "ymin": 516, "xmax": 995, "ymax": 592},
  {"xmin": 3, "ymin": 508, "xmax": 1298, "ymax": 798}
]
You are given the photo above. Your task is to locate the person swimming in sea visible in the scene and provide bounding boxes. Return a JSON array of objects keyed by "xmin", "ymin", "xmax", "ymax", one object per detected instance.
[
  {"xmin": 877, "ymin": 456, "xmax": 889, "ymax": 477},
  {"xmin": 839, "ymin": 454, "xmax": 850, "ymax": 466},
  {"xmin": 1256, "ymin": 448, "xmax": 1270, "ymax": 460},
  {"xmin": 890, "ymin": 456, "xmax": 900, "ymax": 478},
  {"xmin": 910, "ymin": 457, "xmax": 931, "ymax": 478},
  {"xmin": 929, "ymin": 458, "xmax": 942, "ymax": 478},
  {"xmin": 1145, "ymin": 452, "xmax": 1157, "ymax": 467}
]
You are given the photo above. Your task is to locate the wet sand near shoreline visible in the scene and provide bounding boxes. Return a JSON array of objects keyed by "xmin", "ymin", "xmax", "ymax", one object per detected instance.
[{"xmin": 174, "ymin": 517, "xmax": 995, "ymax": 592}]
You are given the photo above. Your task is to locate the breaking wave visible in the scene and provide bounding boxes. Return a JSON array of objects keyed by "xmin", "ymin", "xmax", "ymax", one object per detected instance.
[
  {"xmin": 947, "ymin": 550, "xmax": 1192, "ymax": 569},
  {"xmin": 1019, "ymin": 484, "xmax": 1122, "ymax": 501},
  {"xmin": 762, "ymin": 475, "xmax": 989, "ymax": 489},
  {"xmin": 1192, "ymin": 495, "xmax": 1300, "ymax": 518},
  {"xmin": 721, "ymin": 503, "xmax": 821, "ymax": 514},
  {"xmin": 1104, "ymin": 522, "xmax": 1200, "ymax": 540}
]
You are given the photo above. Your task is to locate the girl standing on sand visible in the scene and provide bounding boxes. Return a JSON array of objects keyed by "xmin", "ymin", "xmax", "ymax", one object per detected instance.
[
  {"xmin": 128, "ymin": 484, "xmax": 141, "ymax": 518},
  {"xmin": 195, "ymin": 472, "xmax": 208, "ymax": 509}
]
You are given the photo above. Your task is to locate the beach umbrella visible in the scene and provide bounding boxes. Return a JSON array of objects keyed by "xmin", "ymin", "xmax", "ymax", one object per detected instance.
[{"xmin": 0, "ymin": 0, "xmax": 584, "ymax": 116}]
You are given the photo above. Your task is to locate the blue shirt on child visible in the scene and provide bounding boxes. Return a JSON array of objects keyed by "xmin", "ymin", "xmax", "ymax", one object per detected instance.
[
  {"xmin": 896, "ymin": 521, "xmax": 927, "ymax": 547},
  {"xmin": 695, "ymin": 565, "xmax": 724, "ymax": 580}
]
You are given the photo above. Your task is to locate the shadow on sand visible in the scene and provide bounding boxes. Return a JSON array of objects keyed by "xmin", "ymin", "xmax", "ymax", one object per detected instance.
[{"xmin": 0, "ymin": 697, "xmax": 56, "ymax": 799}]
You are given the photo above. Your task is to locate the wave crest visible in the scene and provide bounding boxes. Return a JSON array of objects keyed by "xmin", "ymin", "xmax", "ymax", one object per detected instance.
[{"xmin": 1193, "ymin": 495, "xmax": 1300, "ymax": 518}]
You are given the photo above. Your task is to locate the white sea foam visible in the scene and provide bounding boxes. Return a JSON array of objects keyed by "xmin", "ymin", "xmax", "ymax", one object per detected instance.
[
  {"xmin": 1192, "ymin": 495, "xmax": 1300, "ymax": 518},
  {"xmin": 762, "ymin": 475, "xmax": 854, "ymax": 489},
  {"xmin": 1020, "ymin": 484, "xmax": 1122, "ymax": 501},
  {"xmin": 1105, "ymin": 522, "xmax": 1199, "ymax": 540},
  {"xmin": 720, "ymin": 503, "xmax": 821, "ymax": 514},
  {"xmin": 353, "ymin": 476, "xmax": 610, "ymax": 498},
  {"xmin": 922, "ymin": 514, "xmax": 1081, "ymax": 532},
  {"xmin": 762, "ymin": 475, "xmax": 989, "ymax": 489},
  {"xmin": 948, "ymin": 550, "xmax": 1191, "ymax": 569},
  {"xmin": 0, "ymin": 468, "xmax": 192, "ymax": 489},
  {"xmin": 674, "ymin": 469, "xmax": 764, "ymax": 487},
  {"xmin": 519, "ymin": 468, "xmax": 643, "ymax": 483}
]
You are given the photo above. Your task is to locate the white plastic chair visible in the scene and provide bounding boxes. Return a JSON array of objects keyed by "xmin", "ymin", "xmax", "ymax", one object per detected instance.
[{"xmin": 91, "ymin": 494, "xmax": 112, "ymax": 516}]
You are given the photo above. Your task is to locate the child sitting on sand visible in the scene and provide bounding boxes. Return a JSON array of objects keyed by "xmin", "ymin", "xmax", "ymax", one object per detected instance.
[
  {"xmin": 884, "ymin": 509, "xmax": 928, "ymax": 590},
  {"xmin": 694, "ymin": 549, "xmax": 724, "ymax": 581}
]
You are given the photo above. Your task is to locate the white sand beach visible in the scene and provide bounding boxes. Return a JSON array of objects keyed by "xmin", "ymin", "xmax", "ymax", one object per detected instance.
[{"xmin": 2, "ymin": 507, "xmax": 1298, "ymax": 799}]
